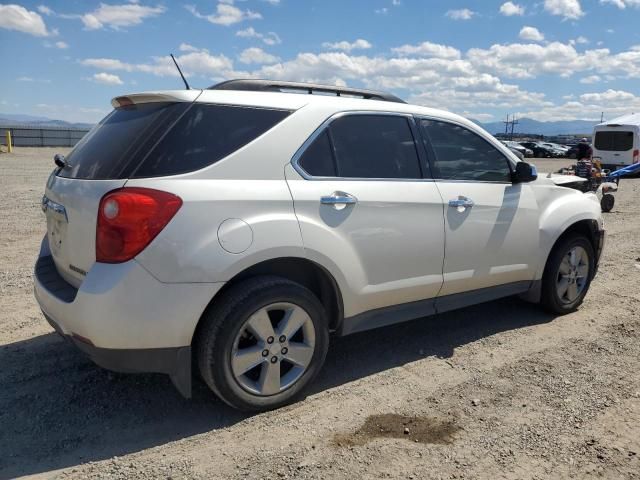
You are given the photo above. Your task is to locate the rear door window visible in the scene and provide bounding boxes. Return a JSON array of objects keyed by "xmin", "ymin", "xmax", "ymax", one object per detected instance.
[
  {"xmin": 296, "ymin": 114, "xmax": 422, "ymax": 179},
  {"xmin": 594, "ymin": 131, "xmax": 634, "ymax": 151},
  {"xmin": 133, "ymin": 104, "xmax": 291, "ymax": 178}
]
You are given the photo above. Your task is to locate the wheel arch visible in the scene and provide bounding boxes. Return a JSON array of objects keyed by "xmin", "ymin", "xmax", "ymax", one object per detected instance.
[{"xmin": 192, "ymin": 257, "xmax": 344, "ymax": 345}]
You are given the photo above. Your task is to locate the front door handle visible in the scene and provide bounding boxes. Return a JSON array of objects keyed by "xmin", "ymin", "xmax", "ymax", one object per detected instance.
[
  {"xmin": 321, "ymin": 191, "xmax": 357, "ymax": 209},
  {"xmin": 448, "ymin": 196, "xmax": 474, "ymax": 209}
]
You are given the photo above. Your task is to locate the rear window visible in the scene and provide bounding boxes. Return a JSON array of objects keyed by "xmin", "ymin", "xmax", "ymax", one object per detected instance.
[
  {"xmin": 594, "ymin": 131, "xmax": 634, "ymax": 151},
  {"xmin": 59, "ymin": 102, "xmax": 291, "ymax": 179},
  {"xmin": 59, "ymin": 102, "xmax": 187, "ymax": 180}
]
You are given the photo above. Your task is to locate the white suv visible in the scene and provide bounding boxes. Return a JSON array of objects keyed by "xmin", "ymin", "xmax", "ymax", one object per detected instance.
[{"xmin": 35, "ymin": 80, "xmax": 605, "ymax": 411}]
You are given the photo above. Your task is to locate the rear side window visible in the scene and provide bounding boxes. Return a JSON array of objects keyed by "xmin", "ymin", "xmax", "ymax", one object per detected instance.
[
  {"xmin": 58, "ymin": 103, "xmax": 290, "ymax": 179},
  {"xmin": 59, "ymin": 102, "xmax": 187, "ymax": 180},
  {"xmin": 594, "ymin": 131, "xmax": 634, "ymax": 151},
  {"xmin": 133, "ymin": 104, "xmax": 291, "ymax": 178},
  {"xmin": 297, "ymin": 114, "xmax": 422, "ymax": 179},
  {"xmin": 420, "ymin": 119, "xmax": 511, "ymax": 182}
]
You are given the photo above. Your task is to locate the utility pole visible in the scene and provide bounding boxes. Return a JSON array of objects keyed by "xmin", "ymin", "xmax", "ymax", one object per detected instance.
[
  {"xmin": 600, "ymin": 112, "xmax": 604, "ymax": 123},
  {"xmin": 504, "ymin": 114, "xmax": 510, "ymax": 136},
  {"xmin": 510, "ymin": 115, "xmax": 519, "ymax": 140}
]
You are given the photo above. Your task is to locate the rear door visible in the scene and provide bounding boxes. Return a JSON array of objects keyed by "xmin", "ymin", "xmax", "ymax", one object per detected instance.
[
  {"xmin": 593, "ymin": 127, "xmax": 638, "ymax": 167},
  {"xmin": 285, "ymin": 113, "xmax": 445, "ymax": 318},
  {"xmin": 417, "ymin": 118, "xmax": 540, "ymax": 303}
]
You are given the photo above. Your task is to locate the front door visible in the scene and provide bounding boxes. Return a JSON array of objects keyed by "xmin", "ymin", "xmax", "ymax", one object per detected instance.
[{"xmin": 418, "ymin": 118, "xmax": 540, "ymax": 301}]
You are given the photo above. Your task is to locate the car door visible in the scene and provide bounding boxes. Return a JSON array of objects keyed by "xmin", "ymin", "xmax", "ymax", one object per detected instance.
[
  {"xmin": 417, "ymin": 118, "xmax": 540, "ymax": 307},
  {"xmin": 285, "ymin": 112, "xmax": 445, "ymax": 324}
]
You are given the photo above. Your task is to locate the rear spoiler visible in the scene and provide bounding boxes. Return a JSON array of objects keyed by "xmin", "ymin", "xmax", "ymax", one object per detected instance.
[{"xmin": 110, "ymin": 90, "xmax": 202, "ymax": 108}]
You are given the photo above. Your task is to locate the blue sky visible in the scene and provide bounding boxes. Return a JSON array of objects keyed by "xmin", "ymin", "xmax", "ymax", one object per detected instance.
[{"xmin": 1, "ymin": 0, "xmax": 640, "ymax": 123}]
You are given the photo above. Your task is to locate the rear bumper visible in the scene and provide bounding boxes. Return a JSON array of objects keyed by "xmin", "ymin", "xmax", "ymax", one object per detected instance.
[{"xmin": 34, "ymin": 236, "xmax": 223, "ymax": 397}]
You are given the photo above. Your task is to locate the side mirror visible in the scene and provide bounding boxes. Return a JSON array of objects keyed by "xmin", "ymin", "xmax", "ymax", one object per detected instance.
[
  {"xmin": 513, "ymin": 161, "xmax": 537, "ymax": 183},
  {"xmin": 54, "ymin": 153, "xmax": 66, "ymax": 168}
]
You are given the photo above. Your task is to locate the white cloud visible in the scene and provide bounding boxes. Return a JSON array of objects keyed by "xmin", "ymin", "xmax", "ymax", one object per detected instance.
[
  {"xmin": 261, "ymin": 0, "xmax": 281, "ymax": 4},
  {"xmin": 322, "ymin": 39, "xmax": 372, "ymax": 52},
  {"xmin": 55, "ymin": 40, "xmax": 68, "ymax": 49},
  {"xmin": 543, "ymin": 0, "xmax": 584, "ymax": 19},
  {"xmin": 0, "ymin": 4, "xmax": 50, "ymax": 36},
  {"xmin": 76, "ymin": 3, "xmax": 166, "ymax": 30},
  {"xmin": 600, "ymin": 0, "xmax": 640, "ymax": 8},
  {"xmin": 238, "ymin": 47, "xmax": 280, "ymax": 64},
  {"xmin": 499, "ymin": 2, "xmax": 525, "ymax": 16},
  {"xmin": 391, "ymin": 41, "xmax": 461, "ymax": 59},
  {"xmin": 570, "ymin": 36, "xmax": 589, "ymax": 45},
  {"xmin": 579, "ymin": 75, "xmax": 601, "ymax": 83},
  {"xmin": 375, "ymin": 7, "xmax": 388, "ymax": 14},
  {"xmin": 81, "ymin": 49, "xmax": 234, "ymax": 78},
  {"xmin": 92, "ymin": 72, "xmax": 124, "ymax": 85},
  {"xmin": 179, "ymin": 43, "xmax": 199, "ymax": 52},
  {"xmin": 519, "ymin": 26, "xmax": 545, "ymax": 42},
  {"xmin": 37, "ymin": 5, "xmax": 53, "ymax": 15},
  {"xmin": 236, "ymin": 27, "xmax": 281, "ymax": 45},
  {"xmin": 445, "ymin": 8, "xmax": 475, "ymax": 20},
  {"xmin": 186, "ymin": 2, "xmax": 262, "ymax": 26}
]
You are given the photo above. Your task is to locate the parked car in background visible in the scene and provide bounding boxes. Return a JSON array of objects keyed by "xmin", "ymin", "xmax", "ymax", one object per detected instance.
[
  {"xmin": 520, "ymin": 141, "xmax": 557, "ymax": 158},
  {"xmin": 35, "ymin": 79, "xmax": 605, "ymax": 411},
  {"xmin": 542, "ymin": 143, "xmax": 569, "ymax": 157},
  {"xmin": 502, "ymin": 141, "xmax": 533, "ymax": 158},
  {"xmin": 566, "ymin": 144, "xmax": 579, "ymax": 159}
]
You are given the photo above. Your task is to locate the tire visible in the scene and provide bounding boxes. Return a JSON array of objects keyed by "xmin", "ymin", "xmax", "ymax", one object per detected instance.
[
  {"xmin": 600, "ymin": 193, "xmax": 615, "ymax": 212},
  {"xmin": 540, "ymin": 234, "xmax": 595, "ymax": 314},
  {"xmin": 196, "ymin": 276, "xmax": 330, "ymax": 411}
]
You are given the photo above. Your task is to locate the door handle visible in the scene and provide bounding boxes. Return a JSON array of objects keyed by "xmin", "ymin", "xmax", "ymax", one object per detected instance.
[
  {"xmin": 321, "ymin": 191, "xmax": 357, "ymax": 209},
  {"xmin": 448, "ymin": 196, "xmax": 474, "ymax": 209}
]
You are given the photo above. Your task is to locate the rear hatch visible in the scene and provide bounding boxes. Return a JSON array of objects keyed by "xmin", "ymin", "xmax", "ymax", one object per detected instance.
[
  {"xmin": 593, "ymin": 127, "xmax": 637, "ymax": 166},
  {"xmin": 43, "ymin": 94, "xmax": 197, "ymax": 287}
]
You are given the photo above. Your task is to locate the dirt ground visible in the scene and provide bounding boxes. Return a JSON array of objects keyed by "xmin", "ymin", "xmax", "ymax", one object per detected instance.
[{"xmin": 1, "ymin": 147, "xmax": 639, "ymax": 480}]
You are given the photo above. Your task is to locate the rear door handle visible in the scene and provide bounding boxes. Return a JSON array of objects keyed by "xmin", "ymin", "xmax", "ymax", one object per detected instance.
[
  {"xmin": 448, "ymin": 196, "xmax": 474, "ymax": 209},
  {"xmin": 321, "ymin": 191, "xmax": 357, "ymax": 209}
]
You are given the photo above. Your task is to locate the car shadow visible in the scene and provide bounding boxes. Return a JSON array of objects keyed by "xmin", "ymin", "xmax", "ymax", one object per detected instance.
[{"xmin": 0, "ymin": 297, "xmax": 555, "ymax": 479}]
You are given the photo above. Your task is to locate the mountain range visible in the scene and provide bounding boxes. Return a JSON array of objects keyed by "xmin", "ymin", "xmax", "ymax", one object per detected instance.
[{"xmin": 0, "ymin": 112, "xmax": 600, "ymax": 136}]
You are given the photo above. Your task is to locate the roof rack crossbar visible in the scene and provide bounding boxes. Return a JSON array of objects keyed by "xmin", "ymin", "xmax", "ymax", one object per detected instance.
[{"xmin": 207, "ymin": 79, "xmax": 406, "ymax": 104}]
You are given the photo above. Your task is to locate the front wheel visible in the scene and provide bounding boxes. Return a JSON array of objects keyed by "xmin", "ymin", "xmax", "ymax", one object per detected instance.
[
  {"xmin": 196, "ymin": 276, "xmax": 329, "ymax": 411},
  {"xmin": 540, "ymin": 234, "xmax": 594, "ymax": 314}
]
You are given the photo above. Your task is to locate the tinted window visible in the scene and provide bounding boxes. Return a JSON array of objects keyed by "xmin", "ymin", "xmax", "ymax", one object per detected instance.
[
  {"xmin": 134, "ymin": 104, "xmax": 290, "ymax": 177},
  {"xmin": 328, "ymin": 115, "xmax": 422, "ymax": 179},
  {"xmin": 594, "ymin": 131, "xmax": 634, "ymax": 151},
  {"xmin": 59, "ymin": 102, "xmax": 187, "ymax": 180},
  {"xmin": 298, "ymin": 130, "xmax": 336, "ymax": 177},
  {"xmin": 420, "ymin": 120, "xmax": 511, "ymax": 182}
]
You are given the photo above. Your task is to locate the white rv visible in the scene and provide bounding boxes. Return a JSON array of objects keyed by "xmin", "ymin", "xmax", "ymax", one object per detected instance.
[{"xmin": 592, "ymin": 113, "xmax": 640, "ymax": 169}]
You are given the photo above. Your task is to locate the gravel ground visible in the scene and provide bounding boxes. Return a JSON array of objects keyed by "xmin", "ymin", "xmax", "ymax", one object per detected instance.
[{"xmin": 0, "ymin": 148, "xmax": 639, "ymax": 480}]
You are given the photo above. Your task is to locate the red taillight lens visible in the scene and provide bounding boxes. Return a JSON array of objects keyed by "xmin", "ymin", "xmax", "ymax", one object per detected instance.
[
  {"xmin": 96, "ymin": 187, "xmax": 182, "ymax": 263},
  {"xmin": 633, "ymin": 149, "xmax": 639, "ymax": 164}
]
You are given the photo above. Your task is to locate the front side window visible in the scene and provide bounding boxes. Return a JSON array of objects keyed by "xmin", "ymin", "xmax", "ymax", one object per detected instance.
[
  {"xmin": 296, "ymin": 114, "xmax": 422, "ymax": 179},
  {"xmin": 594, "ymin": 131, "xmax": 634, "ymax": 151},
  {"xmin": 420, "ymin": 119, "xmax": 512, "ymax": 182}
]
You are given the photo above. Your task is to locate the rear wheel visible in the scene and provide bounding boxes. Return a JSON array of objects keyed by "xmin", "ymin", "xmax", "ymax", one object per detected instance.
[
  {"xmin": 540, "ymin": 234, "xmax": 594, "ymax": 314},
  {"xmin": 196, "ymin": 276, "xmax": 329, "ymax": 411}
]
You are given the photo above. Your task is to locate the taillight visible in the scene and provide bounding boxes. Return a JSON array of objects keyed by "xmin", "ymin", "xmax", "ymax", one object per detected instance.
[
  {"xmin": 96, "ymin": 188, "xmax": 182, "ymax": 263},
  {"xmin": 633, "ymin": 149, "xmax": 639, "ymax": 164}
]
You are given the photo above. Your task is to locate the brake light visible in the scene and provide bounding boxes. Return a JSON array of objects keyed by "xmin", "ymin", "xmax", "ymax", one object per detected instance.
[
  {"xmin": 633, "ymin": 149, "xmax": 639, "ymax": 164},
  {"xmin": 96, "ymin": 188, "xmax": 182, "ymax": 263}
]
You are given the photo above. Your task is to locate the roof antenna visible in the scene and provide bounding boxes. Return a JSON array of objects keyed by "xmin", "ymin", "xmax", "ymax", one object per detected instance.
[{"xmin": 170, "ymin": 53, "xmax": 190, "ymax": 90}]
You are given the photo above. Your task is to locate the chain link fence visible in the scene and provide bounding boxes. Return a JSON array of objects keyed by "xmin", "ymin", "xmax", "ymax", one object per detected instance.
[{"xmin": 0, "ymin": 125, "xmax": 90, "ymax": 147}]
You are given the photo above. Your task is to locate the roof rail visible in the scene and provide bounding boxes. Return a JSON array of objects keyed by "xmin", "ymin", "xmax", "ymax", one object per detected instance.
[{"xmin": 207, "ymin": 79, "xmax": 406, "ymax": 104}]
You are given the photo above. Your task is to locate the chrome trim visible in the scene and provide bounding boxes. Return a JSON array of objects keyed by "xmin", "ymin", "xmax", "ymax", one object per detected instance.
[
  {"xmin": 290, "ymin": 110, "xmax": 430, "ymax": 182},
  {"xmin": 320, "ymin": 191, "xmax": 357, "ymax": 206},
  {"xmin": 41, "ymin": 195, "xmax": 68, "ymax": 222}
]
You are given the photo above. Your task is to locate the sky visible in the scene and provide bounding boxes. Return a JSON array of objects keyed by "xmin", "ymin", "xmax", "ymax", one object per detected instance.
[{"xmin": 1, "ymin": 0, "xmax": 640, "ymax": 124}]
